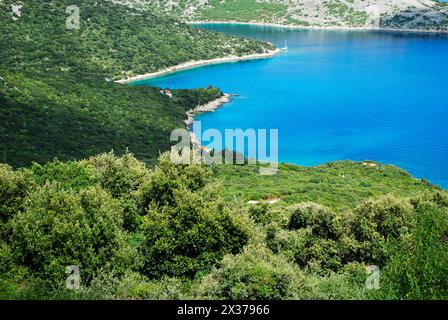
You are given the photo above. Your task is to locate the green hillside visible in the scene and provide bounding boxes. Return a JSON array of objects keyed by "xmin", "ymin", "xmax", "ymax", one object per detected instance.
[
  {"xmin": 1, "ymin": 153, "xmax": 447, "ymax": 300},
  {"xmin": 0, "ymin": 0, "xmax": 274, "ymax": 168},
  {"xmin": 0, "ymin": 0, "xmax": 447, "ymax": 301},
  {"xmin": 213, "ymin": 161, "xmax": 438, "ymax": 210}
]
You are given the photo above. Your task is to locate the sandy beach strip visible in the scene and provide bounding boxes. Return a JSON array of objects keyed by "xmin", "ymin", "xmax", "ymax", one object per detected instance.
[{"xmin": 116, "ymin": 48, "xmax": 281, "ymax": 84}]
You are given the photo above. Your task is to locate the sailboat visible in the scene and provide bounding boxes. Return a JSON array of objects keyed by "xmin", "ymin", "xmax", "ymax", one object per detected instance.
[{"xmin": 282, "ymin": 40, "xmax": 288, "ymax": 51}]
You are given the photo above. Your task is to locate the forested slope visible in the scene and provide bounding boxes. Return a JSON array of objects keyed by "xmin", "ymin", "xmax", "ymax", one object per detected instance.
[
  {"xmin": 0, "ymin": 0, "xmax": 273, "ymax": 167},
  {"xmin": 1, "ymin": 0, "xmax": 447, "ymax": 301}
]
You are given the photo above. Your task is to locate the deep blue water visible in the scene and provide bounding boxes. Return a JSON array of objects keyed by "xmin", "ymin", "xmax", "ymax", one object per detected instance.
[{"xmin": 134, "ymin": 24, "xmax": 448, "ymax": 188}]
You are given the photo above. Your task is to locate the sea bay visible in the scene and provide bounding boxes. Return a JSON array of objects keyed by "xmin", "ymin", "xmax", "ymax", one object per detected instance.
[{"xmin": 135, "ymin": 24, "xmax": 448, "ymax": 188}]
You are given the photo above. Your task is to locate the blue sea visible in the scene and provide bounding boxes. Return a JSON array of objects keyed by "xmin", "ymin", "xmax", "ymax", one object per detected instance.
[{"xmin": 134, "ymin": 24, "xmax": 448, "ymax": 188}]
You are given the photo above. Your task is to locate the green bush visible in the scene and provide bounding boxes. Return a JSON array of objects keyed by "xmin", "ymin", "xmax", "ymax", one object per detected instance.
[
  {"xmin": 288, "ymin": 203, "xmax": 342, "ymax": 239},
  {"xmin": 0, "ymin": 164, "xmax": 33, "ymax": 226},
  {"xmin": 81, "ymin": 272, "xmax": 189, "ymax": 300},
  {"xmin": 302, "ymin": 238, "xmax": 344, "ymax": 272},
  {"xmin": 1, "ymin": 152, "xmax": 447, "ymax": 299},
  {"xmin": 352, "ymin": 195, "xmax": 414, "ymax": 240},
  {"xmin": 82, "ymin": 152, "xmax": 151, "ymax": 230},
  {"xmin": 139, "ymin": 154, "xmax": 249, "ymax": 279},
  {"xmin": 431, "ymin": 191, "xmax": 448, "ymax": 208},
  {"xmin": 10, "ymin": 184, "xmax": 137, "ymax": 287},
  {"xmin": 30, "ymin": 160, "xmax": 99, "ymax": 191},
  {"xmin": 191, "ymin": 245, "xmax": 310, "ymax": 300},
  {"xmin": 350, "ymin": 195, "xmax": 414, "ymax": 263},
  {"xmin": 411, "ymin": 190, "xmax": 448, "ymax": 208},
  {"xmin": 138, "ymin": 153, "xmax": 212, "ymax": 209},
  {"xmin": 82, "ymin": 152, "xmax": 150, "ymax": 199},
  {"xmin": 381, "ymin": 201, "xmax": 448, "ymax": 299},
  {"xmin": 268, "ymin": 227, "xmax": 343, "ymax": 272},
  {"xmin": 0, "ymin": 241, "xmax": 14, "ymax": 275},
  {"xmin": 248, "ymin": 203, "xmax": 272, "ymax": 225},
  {"xmin": 288, "ymin": 203, "xmax": 314, "ymax": 230},
  {"xmin": 116, "ymin": 273, "xmax": 186, "ymax": 300},
  {"xmin": 303, "ymin": 262, "xmax": 370, "ymax": 300}
]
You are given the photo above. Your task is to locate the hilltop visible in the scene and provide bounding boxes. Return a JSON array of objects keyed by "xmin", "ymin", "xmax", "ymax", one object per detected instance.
[{"xmin": 127, "ymin": 0, "xmax": 448, "ymax": 32}]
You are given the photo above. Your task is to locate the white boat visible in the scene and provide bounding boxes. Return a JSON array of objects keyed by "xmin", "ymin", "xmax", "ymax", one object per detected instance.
[{"xmin": 282, "ymin": 40, "xmax": 288, "ymax": 50}]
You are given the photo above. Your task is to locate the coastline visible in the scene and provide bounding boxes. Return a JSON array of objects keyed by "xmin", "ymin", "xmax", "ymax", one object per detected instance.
[
  {"xmin": 110, "ymin": 22, "xmax": 448, "ymax": 188},
  {"xmin": 185, "ymin": 93, "xmax": 232, "ymax": 146},
  {"xmin": 189, "ymin": 20, "xmax": 448, "ymax": 34},
  {"xmin": 115, "ymin": 21, "xmax": 446, "ymax": 85},
  {"xmin": 185, "ymin": 93, "xmax": 232, "ymax": 127},
  {"xmin": 116, "ymin": 48, "xmax": 281, "ymax": 84}
]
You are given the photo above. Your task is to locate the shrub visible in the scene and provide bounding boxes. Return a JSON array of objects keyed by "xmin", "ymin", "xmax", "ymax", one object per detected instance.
[
  {"xmin": 431, "ymin": 191, "xmax": 448, "ymax": 208},
  {"xmin": 191, "ymin": 245, "xmax": 310, "ymax": 300},
  {"xmin": 140, "ymin": 189, "xmax": 248, "ymax": 278},
  {"xmin": 82, "ymin": 152, "xmax": 151, "ymax": 231},
  {"xmin": 139, "ymin": 155, "xmax": 249, "ymax": 279},
  {"xmin": 269, "ymin": 227, "xmax": 343, "ymax": 272},
  {"xmin": 10, "ymin": 184, "xmax": 137, "ymax": 287},
  {"xmin": 0, "ymin": 164, "xmax": 33, "ymax": 226},
  {"xmin": 381, "ymin": 201, "xmax": 448, "ymax": 299},
  {"xmin": 303, "ymin": 262, "xmax": 371, "ymax": 300},
  {"xmin": 301, "ymin": 238, "xmax": 344, "ymax": 272},
  {"xmin": 288, "ymin": 203, "xmax": 314, "ymax": 230},
  {"xmin": 288, "ymin": 203, "xmax": 342, "ymax": 239},
  {"xmin": 30, "ymin": 160, "xmax": 98, "ymax": 191},
  {"xmin": 82, "ymin": 152, "xmax": 150, "ymax": 199},
  {"xmin": 350, "ymin": 195, "xmax": 414, "ymax": 263},
  {"xmin": 0, "ymin": 241, "xmax": 14, "ymax": 275},
  {"xmin": 352, "ymin": 195, "xmax": 414, "ymax": 240},
  {"xmin": 137, "ymin": 153, "xmax": 211, "ymax": 209},
  {"xmin": 265, "ymin": 222, "xmax": 282, "ymax": 254},
  {"xmin": 0, "ymin": 267, "xmax": 39, "ymax": 300},
  {"xmin": 411, "ymin": 190, "xmax": 448, "ymax": 208},
  {"xmin": 116, "ymin": 273, "xmax": 186, "ymax": 300},
  {"xmin": 248, "ymin": 203, "xmax": 272, "ymax": 225}
]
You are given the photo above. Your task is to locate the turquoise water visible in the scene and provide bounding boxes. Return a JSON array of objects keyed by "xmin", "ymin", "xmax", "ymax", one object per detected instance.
[{"xmin": 134, "ymin": 24, "xmax": 448, "ymax": 188}]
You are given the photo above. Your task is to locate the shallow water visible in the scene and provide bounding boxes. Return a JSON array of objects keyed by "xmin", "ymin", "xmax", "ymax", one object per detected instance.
[{"xmin": 134, "ymin": 24, "xmax": 448, "ymax": 188}]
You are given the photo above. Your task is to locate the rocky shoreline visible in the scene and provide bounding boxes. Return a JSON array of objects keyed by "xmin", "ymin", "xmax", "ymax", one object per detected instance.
[
  {"xmin": 184, "ymin": 93, "xmax": 232, "ymax": 147},
  {"xmin": 185, "ymin": 93, "xmax": 232, "ymax": 128},
  {"xmin": 190, "ymin": 20, "xmax": 448, "ymax": 34}
]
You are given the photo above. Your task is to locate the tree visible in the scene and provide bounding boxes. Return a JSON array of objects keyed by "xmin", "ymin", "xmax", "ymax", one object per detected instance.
[
  {"xmin": 10, "ymin": 184, "xmax": 137, "ymax": 287},
  {"xmin": 138, "ymin": 154, "xmax": 249, "ymax": 278},
  {"xmin": 382, "ymin": 201, "xmax": 448, "ymax": 299}
]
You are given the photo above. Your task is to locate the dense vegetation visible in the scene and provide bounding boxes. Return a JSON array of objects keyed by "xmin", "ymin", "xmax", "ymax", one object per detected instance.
[
  {"xmin": 1, "ymin": 0, "xmax": 447, "ymax": 301},
  {"xmin": 1, "ymin": 153, "xmax": 447, "ymax": 300},
  {"xmin": 212, "ymin": 161, "xmax": 438, "ymax": 210},
  {"xmin": 0, "ymin": 0, "xmax": 274, "ymax": 168}
]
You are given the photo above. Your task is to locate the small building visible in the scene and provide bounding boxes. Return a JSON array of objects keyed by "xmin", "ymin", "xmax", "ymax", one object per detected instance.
[{"xmin": 160, "ymin": 88, "xmax": 173, "ymax": 98}]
